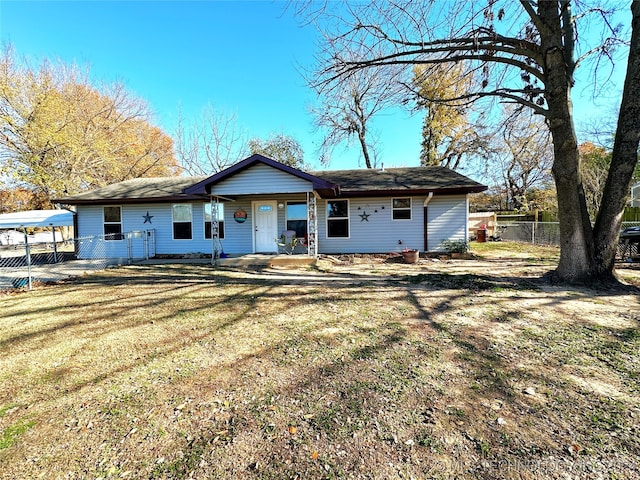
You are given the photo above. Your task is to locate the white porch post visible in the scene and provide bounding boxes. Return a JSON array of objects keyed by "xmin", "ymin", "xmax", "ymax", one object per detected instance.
[
  {"xmin": 210, "ymin": 196, "xmax": 220, "ymax": 265},
  {"xmin": 307, "ymin": 191, "xmax": 318, "ymax": 257}
]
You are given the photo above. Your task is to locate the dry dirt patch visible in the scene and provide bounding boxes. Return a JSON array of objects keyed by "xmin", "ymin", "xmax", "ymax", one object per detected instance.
[{"xmin": 1, "ymin": 244, "xmax": 639, "ymax": 479}]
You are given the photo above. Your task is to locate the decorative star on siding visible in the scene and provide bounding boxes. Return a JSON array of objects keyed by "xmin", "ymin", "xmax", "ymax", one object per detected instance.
[
  {"xmin": 359, "ymin": 211, "xmax": 370, "ymax": 222},
  {"xmin": 142, "ymin": 211, "xmax": 154, "ymax": 224}
]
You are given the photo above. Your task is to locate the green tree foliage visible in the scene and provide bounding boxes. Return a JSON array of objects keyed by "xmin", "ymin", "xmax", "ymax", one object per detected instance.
[
  {"xmin": 0, "ymin": 46, "xmax": 178, "ymax": 208},
  {"xmin": 248, "ymin": 133, "xmax": 309, "ymax": 170}
]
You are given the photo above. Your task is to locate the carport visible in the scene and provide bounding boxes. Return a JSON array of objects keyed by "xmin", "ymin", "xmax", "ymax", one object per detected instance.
[{"xmin": 0, "ymin": 209, "xmax": 74, "ymax": 289}]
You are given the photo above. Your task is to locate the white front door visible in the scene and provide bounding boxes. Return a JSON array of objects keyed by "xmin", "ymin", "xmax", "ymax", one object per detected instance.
[{"xmin": 253, "ymin": 201, "xmax": 278, "ymax": 253}]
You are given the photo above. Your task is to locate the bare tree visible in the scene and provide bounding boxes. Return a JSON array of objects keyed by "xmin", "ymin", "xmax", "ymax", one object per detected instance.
[
  {"xmin": 175, "ymin": 105, "xmax": 248, "ymax": 175},
  {"xmin": 309, "ymin": 59, "xmax": 399, "ymax": 168},
  {"xmin": 494, "ymin": 107, "xmax": 554, "ymax": 210},
  {"xmin": 301, "ymin": 0, "xmax": 639, "ymax": 285}
]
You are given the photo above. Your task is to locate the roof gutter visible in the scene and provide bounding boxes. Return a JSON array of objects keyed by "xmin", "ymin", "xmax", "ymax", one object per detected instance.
[{"xmin": 423, "ymin": 192, "xmax": 434, "ymax": 252}]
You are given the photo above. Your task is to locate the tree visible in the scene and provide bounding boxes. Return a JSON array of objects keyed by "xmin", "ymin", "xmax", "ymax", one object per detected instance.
[
  {"xmin": 580, "ymin": 142, "xmax": 612, "ymax": 220},
  {"xmin": 412, "ymin": 63, "xmax": 492, "ymax": 169},
  {"xmin": 174, "ymin": 105, "xmax": 248, "ymax": 175},
  {"xmin": 248, "ymin": 133, "xmax": 309, "ymax": 170},
  {"xmin": 310, "ymin": 62, "xmax": 399, "ymax": 168},
  {"xmin": 493, "ymin": 107, "xmax": 554, "ymax": 210},
  {"xmin": 0, "ymin": 46, "xmax": 178, "ymax": 207},
  {"xmin": 303, "ymin": 0, "xmax": 639, "ymax": 285},
  {"xmin": 0, "ymin": 187, "xmax": 34, "ymax": 213}
]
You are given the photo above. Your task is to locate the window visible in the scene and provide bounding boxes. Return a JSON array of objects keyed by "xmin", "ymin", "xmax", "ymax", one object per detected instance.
[
  {"xmin": 103, "ymin": 206, "xmax": 123, "ymax": 240},
  {"xmin": 327, "ymin": 200, "xmax": 349, "ymax": 238},
  {"xmin": 286, "ymin": 201, "xmax": 307, "ymax": 238},
  {"xmin": 392, "ymin": 198, "xmax": 412, "ymax": 220},
  {"xmin": 173, "ymin": 204, "xmax": 192, "ymax": 239},
  {"xmin": 204, "ymin": 203, "xmax": 225, "ymax": 239}
]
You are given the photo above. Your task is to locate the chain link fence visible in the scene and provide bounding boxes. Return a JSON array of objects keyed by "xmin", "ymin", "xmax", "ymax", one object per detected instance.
[
  {"xmin": 0, "ymin": 230, "xmax": 155, "ymax": 290},
  {"xmin": 495, "ymin": 221, "xmax": 640, "ymax": 259}
]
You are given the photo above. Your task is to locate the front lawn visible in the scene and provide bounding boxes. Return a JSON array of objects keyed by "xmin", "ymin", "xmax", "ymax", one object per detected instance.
[{"xmin": 1, "ymin": 248, "xmax": 638, "ymax": 479}]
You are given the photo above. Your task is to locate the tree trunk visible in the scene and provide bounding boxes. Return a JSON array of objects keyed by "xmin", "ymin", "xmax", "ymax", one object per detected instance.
[
  {"xmin": 539, "ymin": 1, "xmax": 595, "ymax": 283},
  {"xmin": 592, "ymin": 1, "xmax": 640, "ymax": 280},
  {"xmin": 357, "ymin": 127, "xmax": 373, "ymax": 169}
]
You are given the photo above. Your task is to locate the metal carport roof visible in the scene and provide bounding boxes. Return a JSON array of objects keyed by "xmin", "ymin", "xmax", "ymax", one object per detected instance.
[{"xmin": 0, "ymin": 209, "xmax": 74, "ymax": 229}]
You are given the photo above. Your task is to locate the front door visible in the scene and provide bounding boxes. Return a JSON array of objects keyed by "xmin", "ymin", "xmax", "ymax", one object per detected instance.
[{"xmin": 253, "ymin": 201, "xmax": 278, "ymax": 253}]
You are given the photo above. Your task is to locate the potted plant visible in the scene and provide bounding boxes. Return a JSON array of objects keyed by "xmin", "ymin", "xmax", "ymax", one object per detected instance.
[{"xmin": 402, "ymin": 248, "xmax": 420, "ymax": 264}]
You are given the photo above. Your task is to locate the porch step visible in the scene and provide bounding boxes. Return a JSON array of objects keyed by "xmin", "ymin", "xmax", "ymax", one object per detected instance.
[{"xmin": 217, "ymin": 254, "xmax": 316, "ymax": 269}]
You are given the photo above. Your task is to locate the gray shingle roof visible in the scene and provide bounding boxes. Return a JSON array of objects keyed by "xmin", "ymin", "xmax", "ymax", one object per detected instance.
[
  {"xmin": 55, "ymin": 176, "xmax": 209, "ymax": 204},
  {"xmin": 315, "ymin": 166, "xmax": 486, "ymax": 195},
  {"xmin": 55, "ymin": 164, "xmax": 486, "ymax": 205}
]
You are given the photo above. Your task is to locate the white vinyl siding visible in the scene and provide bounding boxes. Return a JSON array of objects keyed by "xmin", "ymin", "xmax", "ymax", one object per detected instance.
[
  {"xmin": 211, "ymin": 164, "xmax": 313, "ymax": 196},
  {"xmin": 632, "ymin": 183, "xmax": 640, "ymax": 207},
  {"xmin": 427, "ymin": 195, "xmax": 468, "ymax": 251},
  {"xmin": 318, "ymin": 197, "xmax": 424, "ymax": 254}
]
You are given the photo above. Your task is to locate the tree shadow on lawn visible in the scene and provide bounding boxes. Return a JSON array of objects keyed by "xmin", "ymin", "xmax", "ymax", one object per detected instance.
[
  {"xmin": 0, "ymin": 266, "xmax": 403, "ymax": 406},
  {"xmin": 139, "ymin": 268, "xmax": 639, "ymax": 478},
  {"xmin": 1, "ymin": 264, "xmax": 639, "ymax": 479},
  {"xmin": 148, "ymin": 281, "xmax": 640, "ymax": 479}
]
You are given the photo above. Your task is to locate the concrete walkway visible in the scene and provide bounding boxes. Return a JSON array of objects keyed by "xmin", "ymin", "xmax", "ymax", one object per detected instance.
[
  {"xmin": 1, "ymin": 254, "xmax": 317, "ymax": 290},
  {"xmin": 136, "ymin": 254, "xmax": 316, "ymax": 269}
]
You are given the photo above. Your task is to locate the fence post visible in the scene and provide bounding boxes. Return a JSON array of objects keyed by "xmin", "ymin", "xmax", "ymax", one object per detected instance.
[
  {"xmin": 532, "ymin": 222, "xmax": 535, "ymax": 244},
  {"xmin": 126, "ymin": 232, "xmax": 132, "ymax": 264},
  {"xmin": 23, "ymin": 228, "xmax": 32, "ymax": 290},
  {"xmin": 52, "ymin": 226, "xmax": 58, "ymax": 263}
]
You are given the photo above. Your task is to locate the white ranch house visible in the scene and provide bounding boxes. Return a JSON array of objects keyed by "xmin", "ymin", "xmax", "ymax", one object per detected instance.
[{"xmin": 55, "ymin": 155, "xmax": 487, "ymax": 259}]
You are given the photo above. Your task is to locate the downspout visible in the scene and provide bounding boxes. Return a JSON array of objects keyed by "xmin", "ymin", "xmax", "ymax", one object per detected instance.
[{"xmin": 423, "ymin": 192, "xmax": 434, "ymax": 252}]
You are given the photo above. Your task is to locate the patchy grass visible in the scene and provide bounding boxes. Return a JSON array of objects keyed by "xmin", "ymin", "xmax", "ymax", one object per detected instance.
[
  {"xmin": 0, "ymin": 419, "xmax": 34, "ymax": 450},
  {"xmin": 0, "ymin": 245, "xmax": 639, "ymax": 479},
  {"xmin": 470, "ymin": 240, "xmax": 560, "ymax": 262}
]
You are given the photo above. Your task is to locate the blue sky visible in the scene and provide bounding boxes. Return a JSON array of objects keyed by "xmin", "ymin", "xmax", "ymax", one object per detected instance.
[
  {"xmin": 0, "ymin": 0, "xmax": 423, "ymax": 172},
  {"xmin": 0, "ymin": 0, "xmax": 631, "ymax": 175}
]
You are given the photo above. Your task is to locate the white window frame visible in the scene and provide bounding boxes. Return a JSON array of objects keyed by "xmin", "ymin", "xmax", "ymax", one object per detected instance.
[
  {"xmin": 172, "ymin": 204, "xmax": 193, "ymax": 240},
  {"xmin": 392, "ymin": 197, "xmax": 412, "ymax": 221},
  {"xmin": 326, "ymin": 199, "xmax": 350, "ymax": 239},
  {"xmin": 103, "ymin": 206, "xmax": 123, "ymax": 241}
]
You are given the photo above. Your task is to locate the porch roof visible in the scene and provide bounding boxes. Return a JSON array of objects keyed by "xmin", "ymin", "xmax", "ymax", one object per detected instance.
[{"xmin": 183, "ymin": 154, "xmax": 339, "ymax": 197}]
